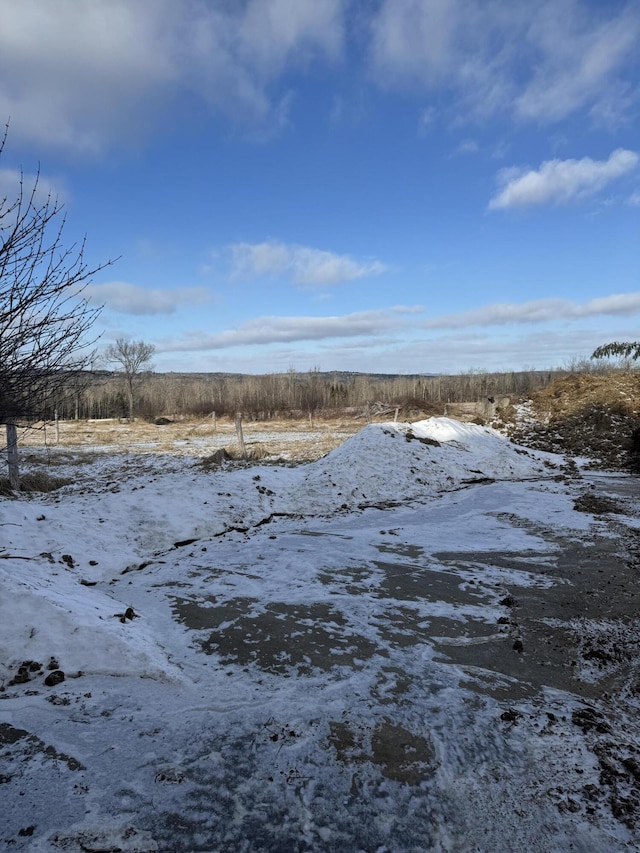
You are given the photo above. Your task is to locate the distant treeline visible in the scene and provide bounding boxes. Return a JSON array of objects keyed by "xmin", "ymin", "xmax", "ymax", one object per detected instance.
[{"xmin": 47, "ymin": 367, "xmax": 569, "ymax": 421}]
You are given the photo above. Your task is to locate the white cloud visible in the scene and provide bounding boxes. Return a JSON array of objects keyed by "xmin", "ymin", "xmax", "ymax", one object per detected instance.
[
  {"xmin": 515, "ymin": 3, "xmax": 640, "ymax": 124},
  {"xmin": 368, "ymin": 1, "xmax": 640, "ymax": 127},
  {"xmin": 0, "ymin": 0, "xmax": 346, "ymax": 152},
  {"xmin": 0, "ymin": 0, "xmax": 178, "ymax": 153},
  {"xmin": 158, "ymin": 306, "xmax": 419, "ymax": 352},
  {"xmin": 238, "ymin": 0, "xmax": 344, "ymax": 76},
  {"xmin": 185, "ymin": 0, "xmax": 344, "ymax": 126},
  {"xmin": 629, "ymin": 190, "xmax": 640, "ymax": 207},
  {"xmin": 229, "ymin": 241, "xmax": 388, "ymax": 287},
  {"xmin": 426, "ymin": 293, "xmax": 640, "ymax": 329},
  {"xmin": 86, "ymin": 281, "xmax": 211, "ymax": 315},
  {"xmin": 489, "ymin": 149, "xmax": 639, "ymax": 209},
  {"xmin": 153, "ymin": 322, "xmax": 640, "ymax": 374},
  {"xmin": 3, "ymin": 1, "xmax": 637, "ymax": 153},
  {"xmin": 384, "ymin": 326, "xmax": 629, "ymax": 373},
  {"xmin": 370, "ymin": 0, "xmax": 462, "ymax": 87}
]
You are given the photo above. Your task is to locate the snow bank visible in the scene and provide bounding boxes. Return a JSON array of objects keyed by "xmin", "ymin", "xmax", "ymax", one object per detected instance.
[
  {"xmin": 1, "ymin": 418, "xmax": 555, "ymax": 564},
  {"xmin": 284, "ymin": 418, "xmax": 554, "ymax": 515},
  {"xmin": 0, "ymin": 559, "xmax": 182, "ymax": 683},
  {"xmin": 0, "ymin": 418, "xmax": 555, "ymax": 684}
]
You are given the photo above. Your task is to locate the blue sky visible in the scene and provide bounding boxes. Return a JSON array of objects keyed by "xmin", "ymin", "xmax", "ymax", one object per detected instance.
[{"xmin": 1, "ymin": 0, "xmax": 639, "ymax": 375}]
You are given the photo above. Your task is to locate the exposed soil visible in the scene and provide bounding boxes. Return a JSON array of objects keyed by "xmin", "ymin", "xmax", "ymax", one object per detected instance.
[{"xmin": 508, "ymin": 371, "xmax": 640, "ymax": 470}]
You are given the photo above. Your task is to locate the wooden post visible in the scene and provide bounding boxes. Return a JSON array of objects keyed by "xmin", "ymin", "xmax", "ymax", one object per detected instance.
[
  {"xmin": 394, "ymin": 407, "xmax": 399, "ymax": 424},
  {"xmin": 6, "ymin": 420, "xmax": 19, "ymax": 490},
  {"xmin": 212, "ymin": 411, "xmax": 217, "ymax": 433},
  {"xmin": 235, "ymin": 414, "xmax": 247, "ymax": 460},
  {"xmin": 55, "ymin": 409, "xmax": 60, "ymax": 445}
]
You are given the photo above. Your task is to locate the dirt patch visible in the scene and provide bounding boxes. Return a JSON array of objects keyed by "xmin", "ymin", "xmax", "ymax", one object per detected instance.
[
  {"xmin": 328, "ymin": 718, "xmax": 437, "ymax": 785},
  {"xmin": 511, "ymin": 371, "xmax": 640, "ymax": 470},
  {"xmin": 573, "ymin": 493, "xmax": 625, "ymax": 514},
  {"xmin": 0, "ymin": 723, "xmax": 85, "ymax": 773},
  {"xmin": 171, "ymin": 597, "xmax": 382, "ymax": 674},
  {"xmin": 429, "ymin": 523, "xmax": 640, "ymax": 702}
]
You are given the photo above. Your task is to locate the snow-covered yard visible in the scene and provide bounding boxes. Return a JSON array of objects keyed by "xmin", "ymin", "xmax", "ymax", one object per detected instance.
[{"xmin": 2, "ymin": 419, "xmax": 640, "ymax": 851}]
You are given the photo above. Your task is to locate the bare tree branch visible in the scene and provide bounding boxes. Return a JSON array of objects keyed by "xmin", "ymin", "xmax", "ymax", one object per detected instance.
[{"xmin": 0, "ymin": 123, "xmax": 115, "ymax": 486}]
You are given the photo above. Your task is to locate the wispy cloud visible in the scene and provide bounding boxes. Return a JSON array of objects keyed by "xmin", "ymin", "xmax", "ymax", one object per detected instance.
[
  {"xmin": 86, "ymin": 281, "xmax": 211, "ymax": 315},
  {"xmin": 154, "ymin": 324, "xmax": 640, "ymax": 375},
  {"xmin": 489, "ymin": 149, "xmax": 639, "ymax": 209},
  {"xmin": 5, "ymin": 1, "xmax": 638, "ymax": 155},
  {"xmin": 0, "ymin": 0, "xmax": 346, "ymax": 152},
  {"xmin": 369, "ymin": 1, "xmax": 640, "ymax": 128},
  {"xmin": 159, "ymin": 306, "xmax": 419, "ymax": 352},
  {"xmin": 426, "ymin": 293, "xmax": 640, "ymax": 329},
  {"xmin": 229, "ymin": 240, "xmax": 388, "ymax": 287},
  {"xmin": 455, "ymin": 139, "xmax": 479, "ymax": 156},
  {"xmin": 515, "ymin": 3, "xmax": 640, "ymax": 125}
]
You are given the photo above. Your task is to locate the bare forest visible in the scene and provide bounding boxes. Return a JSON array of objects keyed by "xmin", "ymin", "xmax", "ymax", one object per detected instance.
[{"xmin": 49, "ymin": 367, "xmax": 569, "ymax": 423}]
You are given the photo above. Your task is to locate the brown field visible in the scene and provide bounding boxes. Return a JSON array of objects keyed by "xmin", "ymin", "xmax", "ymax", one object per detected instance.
[
  {"xmin": 14, "ymin": 400, "xmax": 496, "ymax": 465},
  {"xmin": 15, "ymin": 415, "xmax": 367, "ymax": 464}
]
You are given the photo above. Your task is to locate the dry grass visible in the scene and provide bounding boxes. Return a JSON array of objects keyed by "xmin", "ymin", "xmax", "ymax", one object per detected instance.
[
  {"xmin": 13, "ymin": 415, "xmax": 365, "ymax": 464},
  {"xmin": 16, "ymin": 407, "xmax": 490, "ymax": 457},
  {"xmin": 0, "ymin": 471, "xmax": 72, "ymax": 496}
]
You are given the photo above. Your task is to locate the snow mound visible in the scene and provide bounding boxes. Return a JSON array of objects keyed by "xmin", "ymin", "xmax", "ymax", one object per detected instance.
[{"xmin": 284, "ymin": 417, "xmax": 554, "ymax": 514}]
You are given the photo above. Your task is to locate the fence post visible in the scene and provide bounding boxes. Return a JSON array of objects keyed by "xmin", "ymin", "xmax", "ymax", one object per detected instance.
[
  {"xmin": 6, "ymin": 420, "xmax": 19, "ymax": 490},
  {"xmin": 235, "ymin": 414, "xmax": 247, "ymax": 460}
]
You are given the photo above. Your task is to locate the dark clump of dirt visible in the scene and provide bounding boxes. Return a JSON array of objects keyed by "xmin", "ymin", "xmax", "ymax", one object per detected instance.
[
  {"xmin": 0, "ymin": 723, "xmax": 85, "ymax": 771},
  {"xmin": 572, "ymin": 706, "xmax": 611, "ymax": 734},
  {"xmin": 573, "ymin": 493, "xmax": 625, "ymax": 515},
  {"xmin": 405, "ymin": 429, "xmax": 441, "ymax": 447}
]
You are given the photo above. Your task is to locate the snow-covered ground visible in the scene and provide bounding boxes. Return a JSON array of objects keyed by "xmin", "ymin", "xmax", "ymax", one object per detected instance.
[{"xmin": 2, "ymin": 418, "xmax": 640, "ymax": 851}]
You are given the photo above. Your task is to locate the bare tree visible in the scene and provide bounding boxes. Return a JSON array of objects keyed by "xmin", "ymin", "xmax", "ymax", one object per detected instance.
[
  {"xmin": 0, "ymin": 124, "xmax": 113, "ymax": 489},
  {"xmin": 105, "ymin": 338, "xmax": 155, "ymax": 420}
]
